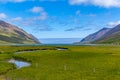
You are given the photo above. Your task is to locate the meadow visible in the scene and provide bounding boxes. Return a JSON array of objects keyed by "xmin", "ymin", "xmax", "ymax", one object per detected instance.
[{"xmin": 0, "ymin": 45, "xmax": 120, "ymax": 80}]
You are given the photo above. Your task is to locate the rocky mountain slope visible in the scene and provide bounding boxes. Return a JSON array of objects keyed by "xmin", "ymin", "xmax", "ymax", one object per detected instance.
[
  {"xmin": 93, "ymin": 24, "xmax": 120, "ymax": 44},
  {"xmin": 80, "ymin": 24, "xmax": 120, "ymax": 44},
  {"xmin": 0, "ymin": 20, "xmax": 40, "ymax": 44},
  {"xmin": 80, "ymin": 28, "xmax": 111, "ymax": 43}
]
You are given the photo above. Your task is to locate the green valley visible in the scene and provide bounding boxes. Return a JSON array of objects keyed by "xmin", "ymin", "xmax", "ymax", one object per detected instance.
[{"xmin": 0, "ymin": 45, "xmax": 120, "ymax": 80}]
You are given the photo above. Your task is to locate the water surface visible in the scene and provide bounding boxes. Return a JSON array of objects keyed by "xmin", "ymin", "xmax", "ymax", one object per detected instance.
[
  {"xmin": 39, "ymin": 38, "xmax": 81, "ymax": 44},
  {"xmin": 8, "ymin": 59, "xmax": 30, "ymax": 69}
]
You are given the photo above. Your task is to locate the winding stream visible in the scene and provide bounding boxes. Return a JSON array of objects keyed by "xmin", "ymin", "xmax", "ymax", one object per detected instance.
[{"xmin": 8, "ymin": 47, "xmax": 68, "ymax": 69}]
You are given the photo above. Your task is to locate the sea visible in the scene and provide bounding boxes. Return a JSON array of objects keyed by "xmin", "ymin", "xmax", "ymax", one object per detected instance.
[
  {"xmin": 0, "ymin": 38, "xmax": 97, "ymax": 46},
  {"xmin": 39, "ymin": 38, "xmax": 81, "ymax": 44}
]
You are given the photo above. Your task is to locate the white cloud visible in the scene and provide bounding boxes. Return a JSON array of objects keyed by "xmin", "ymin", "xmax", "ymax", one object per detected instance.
[
  {"xmin": 108, "ymin": 20, "xmax": 120, "ymax": 27},
  {"xmin": 30, "ymin": 6, "xmax": 44, "ymax": 13},
  {"xmin": 0, "ymin": 13, "xmax": 7, "ymax": 19},
  {"xmin": 11, "ymin": 17, "xmax": 22, "ymax": 22},
  {"xmin": 38, "ymin": 12, "xmax": 48, "ymax": 20},
  {"xmin": 0, "ymin": 0, "xmax": 26, "ymax": 3},
  {"xmin": 33, "ymin": 12, "xmax": 48, "ymax": 20},
  {"xmin": 35, "ymin": 23, "xmax": 53, "ymax": 31},
  {"xmin": 65, "ymin": 26, "xmax": 84, "ymax": 31},
  {"xmin": 69, "ymin": 0, "xmax": 120, "ymax": 8},
  {"xmin": 30, "ymin": 6, "xmax": 48, "ymax": 20},
  {"xmin": 39, "ymin": 0, "xmax": 62, "ymax": 2},
  {"xmin": 10, "ymin": 0, "xmax": 26, "ymax": 2},
  {"xmin": 69, "ymin": 0, "xmax": 87, "ymax": 5}
]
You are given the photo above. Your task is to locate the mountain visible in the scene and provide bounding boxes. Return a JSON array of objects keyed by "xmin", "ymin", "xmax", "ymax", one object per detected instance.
[
  {"xmin": 93, "ymin": 24, "xmax": 120, "ymax": 44},
  {"xmin": 80, "ymin": 28, "xmax": 111, "ymax": 43},
  {"xmin": 0, "ymin": 20, "xmax": 40, "ymax": 44}
]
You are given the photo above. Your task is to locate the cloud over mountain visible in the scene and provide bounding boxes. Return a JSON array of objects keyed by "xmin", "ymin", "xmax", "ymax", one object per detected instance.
[{"xmin": 108, "ymin": 20, "xmax": 120, "ymax": 27}]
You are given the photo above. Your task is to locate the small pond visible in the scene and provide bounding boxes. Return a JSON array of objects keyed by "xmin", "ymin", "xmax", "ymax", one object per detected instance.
[
  {"xmin": 8, "ymin": 59, "xmax": 30, "ymax": 69},
  {"xmin": 57, "ymin": 48, "xmax": 68, "ymax": 50}
]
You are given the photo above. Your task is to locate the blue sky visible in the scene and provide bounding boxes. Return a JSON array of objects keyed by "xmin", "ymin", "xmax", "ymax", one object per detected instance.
[{"xmin": 1, "ymin": 0, "xmax": 120, "ymax": 38}]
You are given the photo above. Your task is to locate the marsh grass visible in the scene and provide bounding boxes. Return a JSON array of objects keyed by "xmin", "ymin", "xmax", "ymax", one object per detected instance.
[{"xmin": 0, "ymin": 46, "xmax": 120, "ymax": 80}]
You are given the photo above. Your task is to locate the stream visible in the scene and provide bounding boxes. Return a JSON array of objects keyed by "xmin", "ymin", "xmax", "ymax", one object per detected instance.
[
  {"xmin": 8, "ymin": 47, "xmax": 68, "ymax": 68},
  {"xmin": 57, "ymin": 48, "xmax": 68, "ymax": 50}
]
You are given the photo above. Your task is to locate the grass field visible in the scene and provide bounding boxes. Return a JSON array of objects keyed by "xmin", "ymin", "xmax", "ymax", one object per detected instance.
[{"xmin": 0, "ymin": 45, "xmax": 120, "ymax": 80}]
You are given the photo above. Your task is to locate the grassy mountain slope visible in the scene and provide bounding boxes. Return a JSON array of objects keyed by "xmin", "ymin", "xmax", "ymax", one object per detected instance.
[
  {"xmin": 93, "ymin": 24, "xmax": 120, "ymax": 44},
  {"xmin": 80, "ymin": 28, "xmax": 111, "ymax": 43},
  {"xmin": 93, "ymin": 31, "xmax": 120, "ymax": 44},
  {"xmin": 0, "ymin": 20, "xmax": 40, "ymax": 44}
]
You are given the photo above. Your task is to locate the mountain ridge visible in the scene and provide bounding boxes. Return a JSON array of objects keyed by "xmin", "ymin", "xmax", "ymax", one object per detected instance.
[
  {"xmin": 80, "ymin": 24, "xmax": 120, "ymax": 44},
  {"xmin": 93, "ymin": 24, "xmax": 120, "ymax": 44},
  {"xmin": 80, "ymin": 28, "xmax": 111, "ymax": 43},
  {"xmin": 0, "ymin": 20, "xmax": 40, "ymax": 44}
]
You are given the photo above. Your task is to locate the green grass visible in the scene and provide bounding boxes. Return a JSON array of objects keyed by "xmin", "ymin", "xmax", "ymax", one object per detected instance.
[{"xmin": 0, "ymin": 46, "xmax": 120, "ymax": 80}]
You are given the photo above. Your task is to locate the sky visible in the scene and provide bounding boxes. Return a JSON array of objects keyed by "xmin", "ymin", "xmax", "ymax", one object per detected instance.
[{"xmin": 1, "ymin": 0, "xmax": 120, "ymax": 38}]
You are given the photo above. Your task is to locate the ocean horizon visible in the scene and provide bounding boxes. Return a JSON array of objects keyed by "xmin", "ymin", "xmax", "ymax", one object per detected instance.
[{"xmin": 39, "ymin": 38, "xmax": 81, "ymax": 44}]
